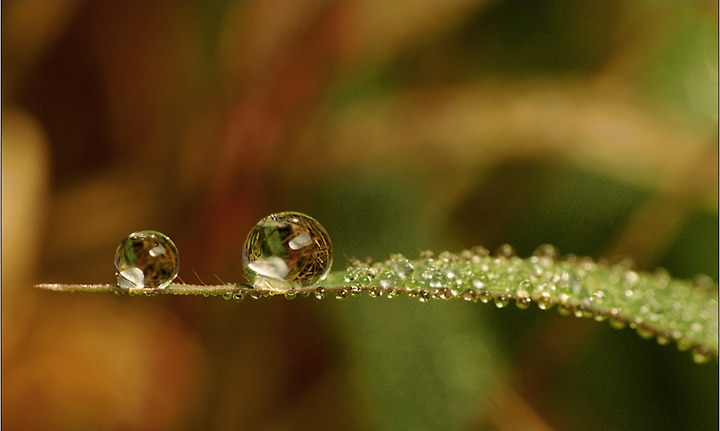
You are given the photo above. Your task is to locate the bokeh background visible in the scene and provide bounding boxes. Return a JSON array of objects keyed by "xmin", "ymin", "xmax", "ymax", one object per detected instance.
[{"xmin": 3, "ymin": 2, "xmax": 717, "ymax": 430}]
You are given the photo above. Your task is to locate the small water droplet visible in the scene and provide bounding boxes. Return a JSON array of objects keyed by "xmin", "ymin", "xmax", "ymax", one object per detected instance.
[
  {"xmin": 557, "ymin": 303, "xmax": 572, "ymax": 316},
  {"xmin": 419, "ymin": 250, "xmax": 435, "ymax": 260},
  {"xmin": 636, "ymin": 324, "xmax": 654, "ymax": 339},
  {"xmin": 314, "ymin": 287, "xmax": 326, "ymax": 300},
  {"xmin": 222, "ymin": 291, "xmax": 233, "ymax": 301},
  {"xmin": 368, "ymin": 287, "xmax": 382, "ymax": 298},
  {"xmin": 114, "ymin": 230, "xmax": 180, "ymax": 289},
  {"xmin": 471, "ymin": 245, "xmax": 490, "ymax": 256},
  {"xmin": 692, "ymin": 274, "xmax": 715, "ymax": 291},
  {"xmin": 436, "ymin": 287, "xmax": 452, "ymax": 299},
  {"xmin": 494, "ymin": 295, "xmax": 509, "ymax": 308},
  {"xmin": 336, "ymin": 289, "xmax": 348, "ymax": 300},
  {"xmin": 536, "ymin": 294, "xmax": 553, "ymax": 310},
  {"xmin": 233, "ymin": 292, "xmax": 246, "ymax": 302},
  {"xmin": 350, "ymin": 285, "xmax": 362, "ymax": 296},
  {"xmin": 461, "ymin": 289, "xmax": 477, "ymax": 302},
  {"xmin": 284, "ymin": 291, "xmax": 297, "ymax": 300},
  {"xmin": 477, "ymin": 290, "xmax": 492, "ymax": 304},
  {"xmin": 243, "ymin": 212, "xmax": 332, "ymax": 289},
  {"xmin": 495, "ymin": 244, "xmax": 515, "ymax": 258},
  {"xmin": 608, "ymin": 311, "xmax": 627, "ymax": 329},
  {"xmin": 532, "ymin": 244, "xmax": 559, "ymax": 265},
  {"xmin": 418, "ymin": 289, "xmax": 431, "ymax": 302},
  {"xmin": 655, "ymin": 331, "xmax": 672, "ymax": 345},
  {"xmin": 691, "ymin": 346, "xmax": 712, "ymax": 364},
  {"xmin": 516, "ymin": 280, "xmax": 533, "ymax": 298},
  {"xmin": 421, "ymin": 267, "xmax": 445, "ymax": 288},
  {"xmin": 676, "ymin": 339, "xmax": 692, "ymax": 352},
  {"xmin": 515, "ymin": 297, "xmax": 532, "ymax": 309}
]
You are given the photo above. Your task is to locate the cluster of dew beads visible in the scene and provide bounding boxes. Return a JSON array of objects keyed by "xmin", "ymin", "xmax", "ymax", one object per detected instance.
[
  {"xmin": 243, "ymin": 211, "xmax": 333, "ymax": 290},
  {"xmin": 114, "ymin": 230, "xmax": 180, "ymax": 289}
]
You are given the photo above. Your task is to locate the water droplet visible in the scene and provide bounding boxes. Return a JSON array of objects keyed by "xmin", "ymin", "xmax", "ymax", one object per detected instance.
[
  {"xmin": 388, "ymin": 254, "xmax": 414, "ymax": 280},
  {"xmin": 557, "ymin": 303, "xmax": 572, "ymax": 316},
  {"xmin": 655, "ymin": 331, "xmax": 672, "ymax": 345},
  {"xmin": 461, "ymin": 289, "xmax": 477, "ymax": 302},
  {"xmin": 676, "ymin": 339, "xmax": 692, "ymax": 352},
  {"xmin": 418, "ymin": 289, "xmax": 431, "ymax": 302},
  {"xmin": 532, "ymin": 244, "xmax": 559, "ymax": 266},
  {"xmin": 114, "ymin": 230, "xmax": 180, "ymax": 289},
  {"xmin": 608, "ymin": 310, "xmax": 627, "ymax": 329},
  {"xmin": 494, "ymin": 295, "xmax": 509, "ymax": 308},
  {"xmin": 233, "ymin": 292, "xmax": 246, "ymax": 302},
  {"xmin": 436, "ymin": 287, "xmax": 452, "ymax": 300},
  {"xmin": 419, "ymin": 250, "xmax": 435, "ymax": 260},
  {"xmin": 516, "ymin": 280, "xmax": 533, "ymax": 298},
  {"xmin": 314, "ymin": 287, "xmax": 326, "ymax": 300},
  {"xmin": 243, "ymin": 212, "xmax": 332, "ymax": 289},
  {"xmin": 515, "ymin": 297, "xmax": 532, "ymax": 310},
  {"xmin": 421, "ymin": 267, "xmax": 445, "ymax": 288},
  {"xmin": 495, "ymin": 244, "xmax": 516, "ymax": 258},
  {"xmin": 477, "ymin": 290, "xmax": 492, "ymax": 304},
  {"xmin": 636, "ymin": 324, "xmax": 654, "ymax": 339},
  {"xmin": 336, "ymin": 289, "xmax": 348, "ymax": 300},
  {"xmin": 284, "ymin": 291, "xmax": 298, "ymax": 300},
  {"xmin": 691, "ymin": 346, "xmax": 712, "ymax": 364},
  {"xmin": 222, "ymin": 291, "xmax": 233, "ymax": 301},
  {"xmin": 536, "ymin": 294, "xmax": 553, "ymax": 310}
]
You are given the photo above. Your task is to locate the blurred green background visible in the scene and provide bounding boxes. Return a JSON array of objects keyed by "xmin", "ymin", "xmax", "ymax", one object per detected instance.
[{"xmin": 2, "ymin": 2, "xmax": 717, "ymax": 430}]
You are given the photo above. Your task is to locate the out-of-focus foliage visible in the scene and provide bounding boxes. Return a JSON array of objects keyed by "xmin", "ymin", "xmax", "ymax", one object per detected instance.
[{"xmin": 3, "ymin": 2, "xmax": 717, "ymax": 430}]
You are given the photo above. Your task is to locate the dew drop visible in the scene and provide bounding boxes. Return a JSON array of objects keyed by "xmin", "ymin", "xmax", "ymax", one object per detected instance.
[
  {"xmin": 222, "ymin": 291, "xmax": 233, "ymax": 301},
  {"xmin": 314, "ymin": 287, "xmax": 326, "ymax": 300},
  {"xmin": 515, "ymin": 297, "xmax": 532, "ymax": 310},
  {"xmin": 494, "ymin": 295, "xmax": 509, "ymax": 308},
  {"xmin": 655, "ymin": 331, "xmax": 672, "ymax": 346},
  {"xmin": 477, "ymin": 290, "xmax": 492, "ymax": 304},
  {"xmin": 418, "ymin": 289, "xmax": 431, "ymax": 302},
  {"xmin": 691, "ymin": 346, "xmax": 712, "ymax": 364},
  {"xmin": 532, "ymin": 244, "xmax": 560, "ymax": 261},
  {"xmin": 461, "ymin": 289, "xmax": 477, "ymax": 302},
  {"xmin": 243, "ymin": 212, "xmax": 332, "ymax": 289},
  {"xmin": 608, "ymin": 312, "xmax": 627, "ymax": 330},
  {"xmin": 495, "ymin": 244, "xmax": 516, "ymax": 258},
  {"xmin": 676, "ymin": 339, "xmax": 692, "ymax": 352},
  {"xmin": 536, "ymin": 294, "xmax": 553, "ymax": 310},
  {"xmin": 336, "ymin": 289, "xmax": 349, "ymax": 300},
  {"xmin": 233, "ymin": 292, "xmax": 246, "ymax": 302},
  {"xmin": 557, "ymin": 303, "xmax": 572, "ymax": 316},
  {"xmin": 114, "ymin": 230, "xmax": 180, "ymax": 289},
  {"xmin": 636, "ymin": 324, "xmax": 655, "ymax": 339},
  {"xmin": 284, "ymin": 291, "xmax": 298, "ymax": 300}
]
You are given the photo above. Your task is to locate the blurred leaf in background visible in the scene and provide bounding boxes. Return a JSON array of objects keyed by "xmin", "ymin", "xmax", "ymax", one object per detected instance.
[{"xmin": 2, "ymin": 1, "xmax": 717, "ymax": 430}]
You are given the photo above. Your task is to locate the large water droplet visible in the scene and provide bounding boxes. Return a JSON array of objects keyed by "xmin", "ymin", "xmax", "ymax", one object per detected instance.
[
  {"xmin": 114, "ymin": 230, "xmax": 179, "ymax": 289},
  {"xmin": 243, "ymin": 212, "xmax": 332, "ymax": 289}
]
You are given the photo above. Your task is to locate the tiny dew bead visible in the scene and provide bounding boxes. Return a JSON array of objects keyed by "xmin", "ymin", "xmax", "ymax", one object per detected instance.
[
  {"xmin": 114, "ymin": 230, "xmax": 180, "ymax": 289},
  {"xmin": 243, "ymin": 212, "xmax": 332, "ymax": 289}
]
